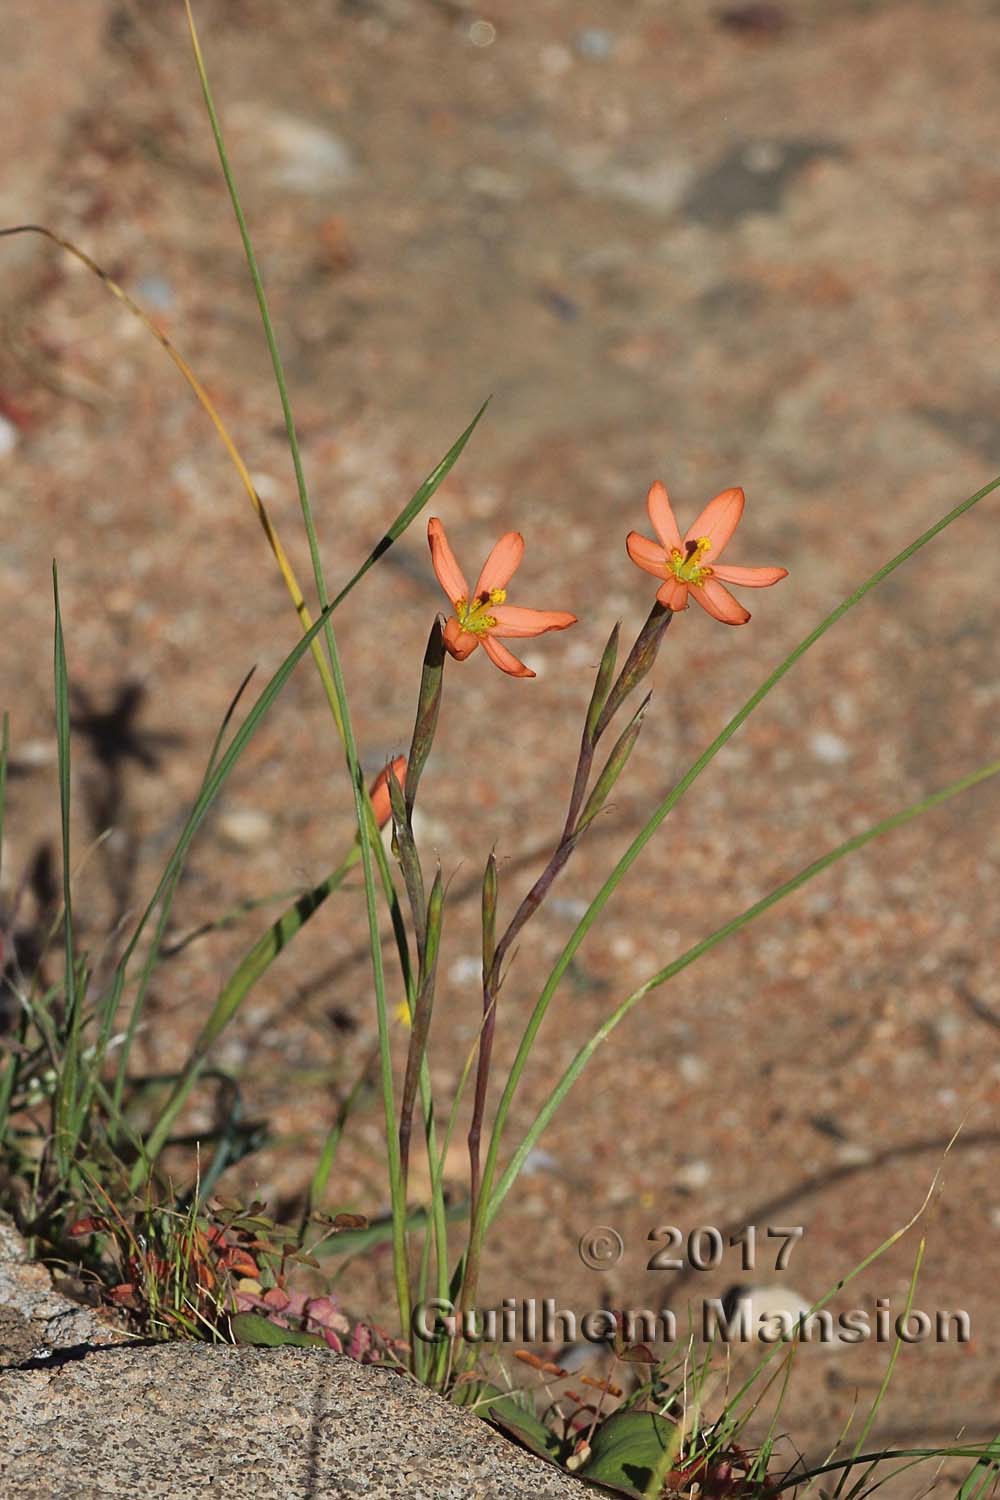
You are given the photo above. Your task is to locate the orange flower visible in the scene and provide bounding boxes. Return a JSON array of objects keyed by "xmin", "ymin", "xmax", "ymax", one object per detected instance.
[
  {"xmin": 626, "ymin": 482, "xmax": 788, "ymax": 625},
  {"xmin": 427, "ymin": 517, "xmax": 577, "ymax": 677},
  {"xmin": 369, "ymin": 755, "xmax": 407, "ymax": 827}
]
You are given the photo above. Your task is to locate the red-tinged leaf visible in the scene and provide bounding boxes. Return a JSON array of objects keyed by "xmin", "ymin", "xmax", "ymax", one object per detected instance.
[
  {"xmin": 67, "ymin": 1216, "xmax": 107, "ymax": 1236},
  {"xmin": 620, "ymin": 1342, "xmax": 655, "ymax": 1363},
  {"xmin": 220, "ymin": 1249, "xmax": 259, "ymax": 1278},
  {"xmin": 332, "ymin": 1213, "xmax": 368, "ymax": 1230}
]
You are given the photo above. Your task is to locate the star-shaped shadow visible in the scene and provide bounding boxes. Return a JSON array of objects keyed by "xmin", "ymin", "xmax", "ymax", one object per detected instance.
[{"xmin": 69, "ymin": 679, "xmax": 185, "ymax": 921}]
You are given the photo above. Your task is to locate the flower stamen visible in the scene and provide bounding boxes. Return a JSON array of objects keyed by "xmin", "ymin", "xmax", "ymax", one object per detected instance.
[
  {"xmin": 669, "ymin": 536, "xmax": 713, "ymax": 587},
  {"xmin": 456, "ymin": 586, "xmax": 507, "ymax": 637}
]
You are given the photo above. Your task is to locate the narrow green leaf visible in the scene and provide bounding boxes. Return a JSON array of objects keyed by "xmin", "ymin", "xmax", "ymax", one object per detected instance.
[
  {"xmin": 584, "ymin": 621, "xmax": 620, "ymax": 743},
  {"xmin": 52, "ymin": 565, "xmax": 80, "ymax": 1177},
  {"xmin": 955, "ymin": 1434, "xmax": 1000, "ymax": 1500},
  {"xmin": 575, "ymin": 694, "xmax": 650, "ymax": 835},
  {"xmin": 481, "ymin": 852, "xmax": 498, "ymax": 979},
  {"xmin": 389, "ymin": 762, "xmax": 426, "ymax": 959},
  {"xmin": 404, "ymin": 620, "xmax": 446, "ymax": 822},
  {"xmin": 594, "ymin": 603, "xmax": 673, "ymax": 741},
  {"xmin": 230, "ymin": 1312, "xmax": 327, "ymax": 1349},
  {"xmin": 399, "ymin": 869, "xmax": 444, "ymax": 1180},
  {"xmin": 184, "ymin": 0, "xmax": 412, "ymax": 1336}
]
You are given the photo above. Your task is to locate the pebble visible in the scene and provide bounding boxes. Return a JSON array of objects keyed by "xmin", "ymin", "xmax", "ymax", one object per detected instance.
[
  {"xmin": 216, "ymin": 807, "xmax": 275, "ymax": 851},
  {"xmin": 448, "ymin": 955, "xmax": 481, "ymax": 986},
  {"xmin": 254, "ymin": 111, "xmax": 354, "ymax": 192},
  {"xmin": 721, "ymin": 1284, "xmax": 822, "ymax": 1343},
  {"xmin": 521, "ymin": 1149, "xmax": 558, "ymax": 1176},
  {"xmin": 675, "ymin": 1159, "xmax": 711, "ymax": 1190},
  {"xmin": 136, "ymin": 275, "xmax": 175, "ymax": 312},
  {"xmin": 677, "ymin": 1054, "xmax": 707, "ymax": 1085},
  {"xmin": 810, "ymin": 730, "xmax": 851, "ymax": 765},
  {"xmin": 9, "ymin": 738, "xmax": 56, "ymax": 768},
  {"xmin": 575, "ymin": 29, "xmax": 614, "ymax": 60}
]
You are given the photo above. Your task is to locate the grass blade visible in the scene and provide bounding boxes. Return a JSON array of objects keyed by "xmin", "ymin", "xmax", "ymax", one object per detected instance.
[{"xmin": 51, "ymin": 566, "xmax": 82, "ymax": 1179}]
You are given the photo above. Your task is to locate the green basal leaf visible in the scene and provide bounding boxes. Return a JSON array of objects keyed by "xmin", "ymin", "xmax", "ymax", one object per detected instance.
[
  {"xmin": 578, "ymin": 1409, "xmax": 678, "ymax": 1496},
  {"xmin": 230, "ymin": 1312, "xmax": 327, "ymax": 1349}
]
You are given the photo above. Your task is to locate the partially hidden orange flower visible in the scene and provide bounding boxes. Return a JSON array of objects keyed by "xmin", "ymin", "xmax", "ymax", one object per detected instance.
[
  {"xmin": 369, "ymin": 755, "xmax": 407, "ymax": 828},
  {"xmin": 427, "ymin": 517, "xmax": 577, "ymax": 677},
  {"xmin": 626, "ymin": 482, "xmax": 788, "ymax": 626}
]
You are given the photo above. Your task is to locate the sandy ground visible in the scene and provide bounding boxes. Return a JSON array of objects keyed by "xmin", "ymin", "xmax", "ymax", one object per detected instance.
[{"xmin": 3, "ymin": 0, "xmax": 1000, "ymax": 1484}]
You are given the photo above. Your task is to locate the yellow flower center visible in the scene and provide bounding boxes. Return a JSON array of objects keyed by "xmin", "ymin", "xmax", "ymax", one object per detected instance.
[
  {"xmin": 669, "ymin": 536, "xmax": 714, "ymax": 587},
  {"xmin": 456, "ymin": 586, "xmax": 506, "ymax": 636}
]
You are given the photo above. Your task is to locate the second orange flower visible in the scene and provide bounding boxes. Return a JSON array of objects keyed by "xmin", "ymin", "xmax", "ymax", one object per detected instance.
[{"xmin": 427, "ymin": 518, "xmax": 576, "ymax": 677}]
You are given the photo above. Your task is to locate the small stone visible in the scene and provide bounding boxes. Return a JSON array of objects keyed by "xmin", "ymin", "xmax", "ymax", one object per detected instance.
[
  {"xmin": 521, "ymin": 1149, "xmax": 558, "ymax": 1176},
  {"xmin": 252, "ymin": 111, "xmax": 354, "ymax": 193},
  {"xmin": 0, "ymin": 414, "xmax": 18, "ymax": 458},
  {"xmin": 216, "ymin": 807, "xmax": 274, "ymax": 851},
  {"xmin": 720, "ymin": 1284, "xmax": 821, "ymax": 1344},
  {"xmin": 136, "ymin": 274, "xmax": 175, "ymax": 312},
  {"xmin": 810, "ymin": 730, "xmax": 851, "ymax": 764},
  {"xmin": 10, "ymin": 739, "xmax": 56, "ymax": 769},
  {"xmin": 575, "ymin": 29, "xmax": 614, "ymax": 60},
  {"xmin": 448, "ymin": 955, "xmax": 481, "ymax": 986},
  {"xmin": 833, "ymin": 1141, "xmax": 874, "ymax": 1167},
  {"xmin": 675, "ymin": 1159, "xmax": 711, "ymax": 1189}
]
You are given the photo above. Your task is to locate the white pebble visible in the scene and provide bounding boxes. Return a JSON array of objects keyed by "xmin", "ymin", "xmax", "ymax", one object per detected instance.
[
  {"xmin": 810, "ymin": 730, "xmax": 851, "ymax": 765},
  {"xmin": 217, "ymin": 807, "xmax": 274, "ymax": 851}
]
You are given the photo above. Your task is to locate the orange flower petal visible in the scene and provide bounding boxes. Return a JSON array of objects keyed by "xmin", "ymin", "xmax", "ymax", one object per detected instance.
[
  {"xmin": 482, "ymin": 634, "xmax": 535, "ymax": 677},
  {"xmin": 695, "ymin": 577, "xmax": 751, "ymax": 625},
  {"xmin": 655, "ymin": 576, "xmax": 689, "ymax": 610},
  {"xmin": 442, "ymin": 616, "xmax": 480, "ymax": 659},
  {"xmin": 427, "ymin": 517, "xmax": 469, "ymax": 607},
  {"xmin": 710, "ymin": 563, "xmax": 788, "ymax": 588},
  {"xmin": 369, "ymin": 755, "xmax": 407, "ymax": 828},
  {"xmin": 491, "ymin": 604, "xmax": 577, "ymax": 638},
  {"xmin": 685, "ymin": 487, "xmax": 745, "ymax": 560},
  {"xmin": 474, "ymin": 531, "xmax": 524, "ymax": 596},
  {"xmin": 647, "ymin": 481, "xmax": 682, "ymax": 554},
  {"xmin": 626, "ymin": 531, "xmax": 668, "ymax": 579}
]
